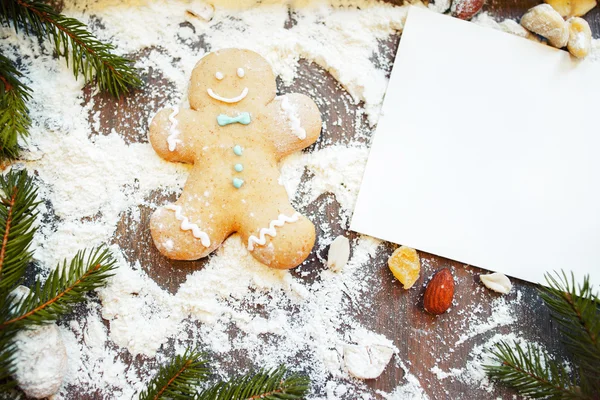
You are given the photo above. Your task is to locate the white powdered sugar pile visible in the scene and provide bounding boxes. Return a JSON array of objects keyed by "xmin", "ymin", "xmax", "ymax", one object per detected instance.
[{"xmin": 1, "ymin": 0, "xmax": 595, "ymax": 398}]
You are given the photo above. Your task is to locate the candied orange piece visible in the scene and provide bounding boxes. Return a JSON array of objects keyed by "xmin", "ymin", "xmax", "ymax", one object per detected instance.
[{"xmin": 388, "ymin": 246, "xmax": 421, "ymax": 289}]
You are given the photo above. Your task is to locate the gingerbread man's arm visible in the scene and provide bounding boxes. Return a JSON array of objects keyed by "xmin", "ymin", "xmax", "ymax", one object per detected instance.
[
  {"xmin": 149, "ymin": 107, "xmax": 202, "ymax": 164},
  {"xmin": 262, "ymin": 93, "xmax": 322, "ymax": 159}
]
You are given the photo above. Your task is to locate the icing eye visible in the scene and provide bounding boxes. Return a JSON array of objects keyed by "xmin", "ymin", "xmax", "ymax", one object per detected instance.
[
  {"xmin": 237, "ymin": 68, "xmax": 245, "ymax": 78},
  {"xmin": 215, "ymin": 71, "xmax": 224, "ymax": 80}
]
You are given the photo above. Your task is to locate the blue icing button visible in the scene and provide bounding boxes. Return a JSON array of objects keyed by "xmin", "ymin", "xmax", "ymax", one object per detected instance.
[
  {"xmin": 233, "ymin": 178, "xmax": 244, "ymax": 189},
  {"xmin": 233, "ymin": 145, "xmax": 243, "ymax": 156},
  {"xmin": 234, "ymin": 163, "xmax": 244, "ymax": 172}
]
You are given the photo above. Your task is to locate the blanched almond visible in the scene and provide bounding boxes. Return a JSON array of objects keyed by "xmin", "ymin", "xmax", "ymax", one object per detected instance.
[
  {"xmin": 327, "ymin": 235, "xmax": 350, "ymax": 273},
  {"xmin": 343, "ymin": 343, "xmax": 395, "ymax": 379},
  {"xmin": 480, "ymin": 272, "xmax": 512, "ymax": 294}
]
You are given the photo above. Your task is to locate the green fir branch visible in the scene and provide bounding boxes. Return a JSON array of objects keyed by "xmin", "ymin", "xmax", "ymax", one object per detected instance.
[
  {"xmin": 0, "ymin": 169, "xmax": 39, "ymax": 293},
  {"xmin": 196, "ymin": 366, "xmax": 310, "ymax": 400},
  {"xmin": 0, "ymin": 53, "xmax": 32, "ymax": 160},
  {"xmin": 0, "ymin": 246, "xmax": 116, "ymax": 330},
  {"xmin": 485, "ymin": 272, "xmax": 600, "ymax": 398},
  {"xmin": 485, "ymin": 340, "xmax": 586, "ymax": 399},
  {"xmin": 0, "ymin": 0, "xmax": 141, "ymax": 97},
  {"xmin": 138, "ymin": 348, "xmax": 209, "ymax": 400},
  {"xmin": 541, "ymin": 272, "xmax": 600, "ymax": 381},
  {"xmin": 0, "ymin": 328, "xmax": 18, "ymax": 390}
]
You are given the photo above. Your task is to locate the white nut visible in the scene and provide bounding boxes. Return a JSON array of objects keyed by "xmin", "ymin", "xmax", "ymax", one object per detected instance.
[
  {"xmin": 327, "ymin": 235, "xmax": 350, "ymax": 273},
  {"xmin": 545, "ymin": 0, "xmax": 597, "ymax": 18},
  {"xmin": 480, "ymin": 272, "xmax": 512, "ymax": 294},
  {"xmin": 521, "ymin": 4, "xmax": 569, "ymax": 48},
  {"xmin": 343, "ymin": 343, "xmax": 395, "ymax": 379},
  {"xmin": 567, "ymin": 17, "xmax": 592, "ymax": 58},
  {"xmin": 13, "ymin": 324, "xmax": 68, "ymax": 398}
]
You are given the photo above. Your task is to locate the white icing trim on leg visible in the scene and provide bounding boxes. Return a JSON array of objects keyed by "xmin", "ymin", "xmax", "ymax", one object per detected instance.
[
  {"xmin": 279, "ymin": 97, "xmax": 306, "ymax": 140},
  {"xmin": 167, "ymin": 107, "xmax": 182, "ymax": 151},
  {"xmin": 247, "ymin": 212, "xmax": 300, "ymax": 251},
  {"xmin": 165, "ymin": 204, "xmax": 211, "ymax": 247}
]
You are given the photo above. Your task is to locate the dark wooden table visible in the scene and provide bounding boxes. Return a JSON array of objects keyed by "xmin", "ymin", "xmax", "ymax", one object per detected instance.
[{"xmin": 78, "ymin": 1, "xmax": 600, "ymax": 398}]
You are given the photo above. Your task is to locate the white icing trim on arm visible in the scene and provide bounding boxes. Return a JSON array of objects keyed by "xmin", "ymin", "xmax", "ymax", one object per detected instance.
[
  {"xmin": 247, "ymin": 212, "xmax": 300, "ymax": 251},
  {"xmin": 207, "ymin": 87, "xmax": 248, "ymax": 103},
  {"xmin": 280, "ymin": 97, "xmax": 307, "ymax": 140},
  {"xmin": 167, "ymin": 107, "xmax": 182, "ymax": 151},
  {"xmin": 165, "ymin": 204, "xmax": 211, "ymax": 247}
]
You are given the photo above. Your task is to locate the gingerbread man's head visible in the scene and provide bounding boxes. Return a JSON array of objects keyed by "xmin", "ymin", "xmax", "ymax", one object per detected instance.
[{"xmin": 188, "ymin": 49, "xmax": 277, "ymax": 113}]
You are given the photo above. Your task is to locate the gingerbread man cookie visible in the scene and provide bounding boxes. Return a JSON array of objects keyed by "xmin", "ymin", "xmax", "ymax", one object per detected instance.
[{"xmin": 149, "ymin": 49, "xmax": 322, "ymax": 269}]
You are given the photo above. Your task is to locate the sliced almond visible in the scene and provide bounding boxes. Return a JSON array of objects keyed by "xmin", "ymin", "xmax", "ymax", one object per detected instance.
[
  {"xmin": 343, "ymin": 343, "xmax": 395, "ymax": 379},
  {"xmin": 567, "ymin": 17, "xmax": 592, "ymax": 58},
  {"xmin": 480, "ymin": 272, "xmax": 512, "ymax": 294},
  {"xmin": 521, "ymin": 4, "xmax": 569, "ymax": 48},
  {"xmin": 327, "ymin": 235, "xmax": 350, "ymax": 273}
]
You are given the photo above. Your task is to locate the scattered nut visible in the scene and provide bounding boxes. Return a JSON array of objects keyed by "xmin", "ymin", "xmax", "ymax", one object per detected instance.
[
  {"xmin": 480, "ymin": 272, "xmax": 512, "ymax": 294},
  {"xmin": 388, "ymin": 246, "xmax": 421, "ymax": 289},
  {"xmin": 13, "ymin": 324, "xmax": 68, "ymax": 399},
  {"xmin": 567, "ymin": 17, "xmax": 592, "ymax": 58},
  {"xmin": 423, "ymin": 268, "xmax": 455, "ymax": 315},
  {"xmin": 451, "ymin": 0, "xmax": 485, "ymax": 20},
  {"xmin": 343, "ymin": 343, "xmax": 395, "ymax": 379},
  {"xmin": 545, "ymin": 0, "xmax": 597, "ymax": 18},
  {"xmin": 521, "ymin": 4, "xmax": 569, "ymax": 48},
  {"xmin": 327, "ymin": 235, "xmax": 350, "ymax": 273}
]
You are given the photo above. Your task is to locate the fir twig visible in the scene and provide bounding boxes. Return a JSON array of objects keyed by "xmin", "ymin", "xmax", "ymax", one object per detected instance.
[
  {"xmin": 484, "ymin": 341, "xmax": 586, "ymax": 399},
  {"xmin": 0, "ymin": 246, "xmax": 116, "ymax": 330},
  {"xmin": 0, "ymin": 53, "xmax": 32, "ymax": 160},
  {"xmin": 196, "ymin": 366, "xmax": 310, "ymax": 400},
  {"xmin": 541, "ymin": 272, "xmax": 600, "ymax": 383},
  {"xmin": 0, "ymin": 328, "xmax": 18, "ymax": 389},
  {"xmin": 138, "ymin": 348, "xmax": 209, "ymax": 400},
  {"xmin": 0, "ymin": 0, "xmax": 141, "ymax": 97},
  {"xmin": 0, "ymin": 169, "xmax": 39, "ymax": 293},
  {"xmin": 485, "ymin": 272, "xmax": 600, "ymax": 398}
]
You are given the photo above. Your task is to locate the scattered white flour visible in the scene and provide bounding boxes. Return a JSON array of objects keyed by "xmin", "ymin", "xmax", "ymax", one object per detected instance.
[
  {"xmin": 431, "ymin": 332, "xmax": 553, "ymax": 394},
  {"xmin": 1, "ymin": 0, "xmax": 595, "ymax": 398}
]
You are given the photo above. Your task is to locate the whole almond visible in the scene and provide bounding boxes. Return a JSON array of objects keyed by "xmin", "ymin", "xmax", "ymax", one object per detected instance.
[
  {"xmin": 452, "ymin": 0, "xmax": 485, "ymax": 20},
  {"xmin": 423, "ymin": 268, "xmax": 455, "ymax": 315}
]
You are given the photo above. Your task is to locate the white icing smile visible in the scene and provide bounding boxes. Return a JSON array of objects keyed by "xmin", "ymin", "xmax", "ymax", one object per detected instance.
[{"xmin": 207, "ymin": 87, "xmax": 248, "ymax": 103}]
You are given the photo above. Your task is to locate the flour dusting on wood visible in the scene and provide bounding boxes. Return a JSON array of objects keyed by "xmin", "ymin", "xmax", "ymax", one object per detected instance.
[{"xmin": 1, "ymin": 0, "xmax": 595, "ymax": 398}]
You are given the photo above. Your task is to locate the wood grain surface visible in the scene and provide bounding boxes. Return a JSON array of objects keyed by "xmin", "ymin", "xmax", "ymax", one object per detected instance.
[{"xmin": 66, "ymin": 1, "xmax": 600, "ymax": 399}]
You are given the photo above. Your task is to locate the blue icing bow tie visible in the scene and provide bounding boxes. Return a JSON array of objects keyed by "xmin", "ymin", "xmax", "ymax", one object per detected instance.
[{"xmin": 217, "ymin": 112, "xmax": 251, "ymax": 126}]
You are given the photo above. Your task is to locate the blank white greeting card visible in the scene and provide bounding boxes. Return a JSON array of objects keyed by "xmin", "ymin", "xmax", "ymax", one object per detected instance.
[{"xmin": 350, "ymin": 6, "xmax": 600, "ymax": 287}]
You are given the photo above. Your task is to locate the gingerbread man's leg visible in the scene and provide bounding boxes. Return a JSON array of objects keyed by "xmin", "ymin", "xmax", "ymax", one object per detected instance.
[
  {"xmin": 150, "ymin": 174, "xmax": 234, "ymax": 261},
  {"xmin": 238, "ymin": 201, "xmax": 315, "ymax": 270}
]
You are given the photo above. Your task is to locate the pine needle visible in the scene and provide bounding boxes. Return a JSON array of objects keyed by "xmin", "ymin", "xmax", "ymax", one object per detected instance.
[
  {"xmin": 541, "ymin": 272, "xmax": 600, "ymax": 394},
  {"xmin": 196, "ymin": 366, "xmax": 310, "ymax": 400},
  {"xmin": 0, "ymin": 246, "xmax": 116, "ymax": 329},
  {"xmin": 138, "ymin": 348, "xmax": 209, "ymax": 400},
  {"xmin": 485, "ymin": 272, "xmax": 600, "ymax": 398},
  {"xmin": 0, "ymin": 0, "xmax": 141, "ymax": 97},
  {"xmin": 0, "ymin": 169, "xmax": 39, "ymax": 293},
  {"xmin": 0, "ymin": 53, "xmax": 32, "ymax": 160},
  {"xmin": 485, "ymin": 341, "xmax": 586, "ymax": 399}
]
